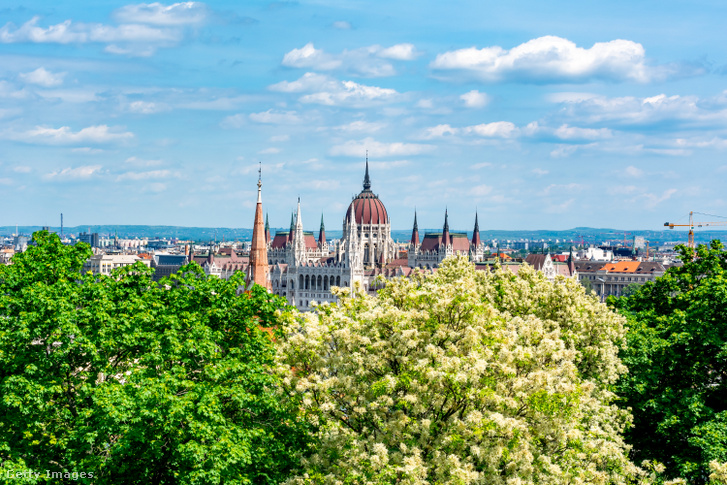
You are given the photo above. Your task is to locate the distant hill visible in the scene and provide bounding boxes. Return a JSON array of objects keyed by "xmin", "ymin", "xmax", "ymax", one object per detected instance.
[{"xmin": 2, "ymin": 225, "xmax": 726, "ymax": 246}]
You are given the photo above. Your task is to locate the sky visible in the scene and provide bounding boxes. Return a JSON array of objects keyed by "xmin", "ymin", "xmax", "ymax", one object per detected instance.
[{"xmin": 2, "ymin": 0, "xmax": 727, "ymax": 232}]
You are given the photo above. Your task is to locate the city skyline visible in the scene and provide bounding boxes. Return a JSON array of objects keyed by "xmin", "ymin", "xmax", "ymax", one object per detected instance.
[{"xmin": 2, "ymin": 1, "xmax": 727, "ymax": 231}]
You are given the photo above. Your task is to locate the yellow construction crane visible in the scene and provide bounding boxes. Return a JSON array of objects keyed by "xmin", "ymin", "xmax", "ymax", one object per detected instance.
[{"xmin": 664, "ymin": 211, "xmax": 727, "ymax": 248}]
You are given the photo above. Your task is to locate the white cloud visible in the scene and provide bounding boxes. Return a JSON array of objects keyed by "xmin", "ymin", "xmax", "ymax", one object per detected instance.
[
  {"xmin": 281, "ymin": 42, "xmax": 418, "ymax": 77},
  {"xmin": 463, "ymin": 121, "xmax": 519, "ymax": 138},
  {"xmin": 300, "ymin": 80, "xmax": 397, "ymax": 106},
  {"xmin": 0, "ymin": 15, "xmax": 185, "ymax": 56},
  {"xmin": 330, "ymin": 137, "xmax": 435, "ymax": 157},
  {"xmin": 377, "ymin": 43, "xmax": 418, "ymax": 60},
  {"xmin": 415, "ymin": 99, "xmax": 434, "ymax": 109},
  {"xmin": 641, "ymin": 188, "xmax": 677, "ymax": 209},
  {"xmin": 553, "ymin": 124, "xmax": 612, "ymax": 141},
  {"xmin": 471, "ymin": 162, "xmax": 492, "ymax": 169},
  {"xmin": 532, "ymin": 168, "xmax": 549, "ymax": 176},
  {"xmin": 470, "ymin": 184, "xmax": 493, "ymax": 196},
  {"xmin": 44, "ymin": 165, "xmax": 101, "ymax": 180},
  {"xmin": 282, "ymin": 43, "xmax": 342, "ymax": 70},
  {"xmin": 258, "ymin": 147, "xmax": 281, "ymax": 154},
  {"xmin": 220, "ymin": 114, "xmax": 245, "ymax": 129},
  {"xmin": 334, "ymin": 121, "xmax": 385, "ymax": 133},
  {"xmin": 14, "ymin": 125, "xmax": 133, "ymax": 145},
  {"xmin": 422, "ymin": 121, "xmax": 520, "ymax": 139},
  {"xmin": 431, "ymin": 36, "xmax": 657, "ymax": 83},
  {"xmin": 113, "ymin": 2, "xmax": 208, "ymax": 25},
  {"xmin": 0, "ymin": 178, "xmax": 12, "ymax": 185},
  {"xmin": 539, "ymin": 183, "xmax": 584, "ymax": 196},
  {"xmin": 332, "ymin": 21, "xmax": 351, "ymax": 30},
  {"xmin": 125, "ymin": 156, "xmax": 163, "ymax": 167},
  {"xmin": 550, "ymin": 145, "xmax": 579, "ymax": 158},
  {"xmin": 460, "ymin": 90, "xmax": 490, "ymax": 108},
  {"xmin": 116, "ymin": 169, "xmax": 174, "ymax": 181},
  {"xmin": 270, "ymin": 134, "xmax": 289, "ymax": 142},
  {"xmin": 249, "ymin": 109, "xmax": 302, "ymax": 124},
  {"xmin": 72, "ymin": 147, "xmax": 104, "ymax": 154},
  {"xmin": 625, "ymin": 165, "xmax": 644, "ymax": 177},
  {"xmin": 19, "ymin": 67, "xmax": 65, "ymax": 87},
  {"xmin": 422, "ymin": 124, "xmax": 456, "ymax": 139},
  {"xmin": 553, "ymin": 92, "xmax": 727, "ymax": 129},
  {"xmin": 269, "ymin": 72, "xmax": 333, "ymax": 93},
  {"xmin": 127, "ymin": 100, "xmax": 166, "ymax": 113},
  {"xmin": 13, "ymin": 166, "xmax": 31, "ymax": 173}
]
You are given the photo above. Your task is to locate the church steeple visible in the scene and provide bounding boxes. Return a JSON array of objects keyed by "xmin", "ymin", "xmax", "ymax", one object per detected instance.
[
  {"xmin": 410, "ymin": 210, "xmax": 419, "ymax": 247},
  {"xmin": 318, "ymin": 213, "xmax": 326, "ymax": 249},
  {"xmin": 471, "ymin": 212, "xmax": 482, "ymax": 247},
  {"xmin": 288, "ymin": 211, "xmax": 295, "ymax": 243},
  {"xmin": 363, "ymin": 151, "xmax": 371, "ymax": 191},
  {"xmin": 442, "ymin": 208, "xmax": 450, "ymax": 246},
  {"xmin": 248, "ymin": 164, "xmax": 271, "ymax": 290},
  {"xmin": 293, "ymin": 198, "xmax": 306, "ymax": 265},
  {"xmin": 265, "ymin": 213, "xmax": 270, "ymax": 243}
]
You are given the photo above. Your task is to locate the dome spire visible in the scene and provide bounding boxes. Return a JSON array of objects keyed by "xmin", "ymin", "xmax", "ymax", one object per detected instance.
[{"xmin": 363, "ymin": 151, "xmax": 371, "ymax": 191}]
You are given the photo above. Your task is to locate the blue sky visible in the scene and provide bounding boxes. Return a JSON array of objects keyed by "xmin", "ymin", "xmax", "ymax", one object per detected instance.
[{"xmin": 2, "ymin": 0, "xmax": 726, "ymax": 231}]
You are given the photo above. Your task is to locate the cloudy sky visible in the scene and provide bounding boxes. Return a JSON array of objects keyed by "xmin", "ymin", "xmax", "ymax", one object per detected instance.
[{"xmin": 2, "ymin": 0, "xmax": 726, "ymax": 231}]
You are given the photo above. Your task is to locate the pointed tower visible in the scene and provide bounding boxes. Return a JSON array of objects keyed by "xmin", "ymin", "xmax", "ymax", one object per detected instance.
[
  {"xmin": 410, "ymin": 210, "xmax": 420, "ymax": 247},
  {"xmin": 293, "ymin": 198, "xmax": 306, "ymax": 265},
  {"xmin": 248, "ymin": 166, "xmax": 271, "ymax": 290},
  {"xmin": 471, "ymin": 212, "xmax": 482, "ymax": 247},
  {"xmin": 265, "ymin": 213, "xmax": 271, "ymax": 244},
  {"xmin": 318, "ymin": 213, "xmax": 326, "ymax": 250},
  {"xmin": 288, "ymin": 212, "xmax": 295, "ymax": 244},
  {"xmin": 442, "ymin": 208, "xmax": 451, "ymax": 247},
  {"xmin": 363, "ymin": 151, "xmax": 371, "ymax": 191},
  {"xmin": 567, "ymin": 247, "xmax": 576, "ymax": 277}
]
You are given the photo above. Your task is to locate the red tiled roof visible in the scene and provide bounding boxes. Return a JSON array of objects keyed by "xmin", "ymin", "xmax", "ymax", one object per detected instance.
[
  {"xmin": 271, "ymin": 232, "xmax": 289, "ymax": 249},
  {"xmin": 345, "ymin": 190, "xmax": 388, "ymax": 225}
]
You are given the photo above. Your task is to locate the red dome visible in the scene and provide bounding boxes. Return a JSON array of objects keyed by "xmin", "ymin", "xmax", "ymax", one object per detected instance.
[{"xmin": 346, "ymin": 190, "xmax": 389, "ymax": 225}]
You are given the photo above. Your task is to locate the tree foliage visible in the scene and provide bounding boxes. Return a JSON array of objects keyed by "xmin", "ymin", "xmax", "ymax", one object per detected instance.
[
  {"xmin": 276, "ymin": 256, "xmax": 639, "ymax": 484},
  {"xmin": 0, "ymin": 231, "xmax": 309, "ymax": 484},
  {"xmin": 614, "ymin": 241, "xmax": 727, "ymax": 484}
]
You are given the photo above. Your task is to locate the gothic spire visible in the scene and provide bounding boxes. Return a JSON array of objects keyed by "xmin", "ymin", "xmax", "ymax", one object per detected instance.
[
  {"xmin": 318, "ymin": 213, "xmax": 326, "ymax": 248},
  {"xmin": 442, "ymin": 208, "xmax": 450, "ymax": 246},
  {"xmin": 410, "ymin": 210, "xmax": 420, "ymax": 247},
  {"xmin": 471, "ymin": 212, "xmax": 482, "ymax": 247},
  {"xmin": 363, "ymin": 151, "xmax": 371, "ymax": 191},
  {"xmin": 248, "ymin": 168, "xmax": 271, "ymax": 291},
  {"xmin": 265, "ymin": 213, "xmax": 270, "ymax": 243}
]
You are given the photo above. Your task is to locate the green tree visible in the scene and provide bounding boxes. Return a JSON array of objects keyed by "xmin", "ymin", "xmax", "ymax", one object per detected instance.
[
  {"xmin": 276, "ymin": 256, "xmax": 642, "ymax": 484},
  {"xmin": 614, "ymin": 240, "xmax": 727, "ymax": 484},
  {"xmin": 0, "ymin": 231, "xmax": 309, "ymax": 484}
]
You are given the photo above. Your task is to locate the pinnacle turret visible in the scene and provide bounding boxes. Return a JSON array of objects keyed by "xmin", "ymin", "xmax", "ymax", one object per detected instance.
[{"xmin": 363, "ymin": 152, "xmax": 371, "ymax": 191}]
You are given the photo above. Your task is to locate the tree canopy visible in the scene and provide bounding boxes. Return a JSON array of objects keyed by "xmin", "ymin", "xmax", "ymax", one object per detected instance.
[
  {"xmin": 0, "ymin": 231, "xmax": 309, "ymax": 484},
  {"xmin": 614, "ymin": 240, "xmax": 727, "ymax": 484},
  {"xmin": 276, "ymin": 257, "xmax": 639, "ymax": 484}
]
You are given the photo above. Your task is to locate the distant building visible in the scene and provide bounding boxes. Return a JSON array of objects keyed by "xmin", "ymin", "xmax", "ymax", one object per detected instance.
[
  {"xmin": 83, "ymin": 254, "xmax": 150, "ymax": 275},
  {"xmin": 78, "ymin": 232, "xmax": 100, "ymax": 248},
  {"xmin": 575, "ymin": 260, "xmax": 666, "ymax": 299},
  {"xmin": 151, "ymin": 254, "xmax": 190, "ymax": 281}
]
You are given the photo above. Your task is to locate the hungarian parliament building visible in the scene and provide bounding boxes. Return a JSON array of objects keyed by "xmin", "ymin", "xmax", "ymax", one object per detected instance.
[{"xmin": 240, "ymin": 161, "xmax": 487, "ymax": 311}]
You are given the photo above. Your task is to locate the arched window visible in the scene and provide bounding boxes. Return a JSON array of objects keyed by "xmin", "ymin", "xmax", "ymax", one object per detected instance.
[
  {"xmin": 336, "ymin": 275, "xmax": 341, "ymax": 286},
  {"xmin": 290, "ymin": 279, "xmax": 294, "ymax": 290},
  {"xmin": 343, "ymin": 281, "xmax": 348, "ymax": 286},
  {"xmin": 317, "ymin": 275, "xmax": 322, "ymax": 289},
  {"xmin": 299, "ymin": 274, "xmax": 304, "ymax": 289},
  {"xmin": 364, "ymin": 243, "xmax": 370, "ymax": 264},
  {"xmin": 324, "ymin": 275, "xmax": 328, "ymax": 290}
]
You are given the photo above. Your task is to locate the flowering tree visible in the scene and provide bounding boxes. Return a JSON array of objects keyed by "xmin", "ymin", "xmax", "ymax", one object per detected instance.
[{"xmin": 277, "ymin": 256, "xmax": 640, "ymax": 484}]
